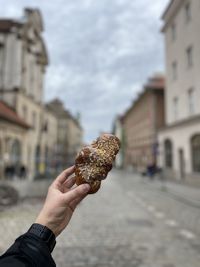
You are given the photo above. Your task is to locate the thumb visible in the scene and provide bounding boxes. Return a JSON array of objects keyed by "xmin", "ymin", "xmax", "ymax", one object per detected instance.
[{"xmin": 63, "ymin": 183, "xmax": 90, "ymax": 203}]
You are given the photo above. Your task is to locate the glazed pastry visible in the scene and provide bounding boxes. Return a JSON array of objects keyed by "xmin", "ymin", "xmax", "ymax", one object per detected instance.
[{"xmin": 75, "ymin": 134, "xmax": 120, "ymax": 194}]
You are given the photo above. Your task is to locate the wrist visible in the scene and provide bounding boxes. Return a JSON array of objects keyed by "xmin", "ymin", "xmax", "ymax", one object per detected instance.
[
  {"xmin": 35, "ymin": 216, "xmax": 58, "ymax": 237},
  {"xmin": 28, "ymin": 223, "xmax": 56, "ymax": 252}
]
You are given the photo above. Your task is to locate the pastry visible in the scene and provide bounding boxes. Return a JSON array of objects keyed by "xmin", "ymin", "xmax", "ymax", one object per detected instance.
[{"xmin": 75, "ymin": 133, "xmax": 120, "ymax": 194}]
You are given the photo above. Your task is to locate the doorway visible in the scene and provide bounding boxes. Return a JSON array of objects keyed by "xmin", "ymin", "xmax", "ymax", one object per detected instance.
[
  {"xmin": 179, "ymin": 148, "xmax": 185, "ymax": 180},
  {"xmin": 0, "ymin": 140, "xmax": 3, "ymax": 178}
]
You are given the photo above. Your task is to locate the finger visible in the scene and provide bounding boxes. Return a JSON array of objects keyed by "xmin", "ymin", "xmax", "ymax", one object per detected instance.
[
  {"xmin": 63, "ymin": 183, "xmax": 90, "ymax": 203},
  {"xmin": 69, "ymin": 194, "xmax": 87, "ymax": 211},
  {"xmin": 53, "ymin": 166, "xmax": 75, "ymax": 186},
  {"xmin": 63, "ymin": 176, "xmax": 76, "ymax": 192}
]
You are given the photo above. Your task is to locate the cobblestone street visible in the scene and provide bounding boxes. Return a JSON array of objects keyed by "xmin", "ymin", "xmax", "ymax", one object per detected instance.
[{"xmin": 0, "ymin": 170, "xmax": 200, "ymax": 267}]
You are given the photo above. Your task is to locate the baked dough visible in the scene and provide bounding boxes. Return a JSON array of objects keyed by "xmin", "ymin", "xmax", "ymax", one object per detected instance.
[{"xmin": 75, "ymin": 134, "xmax": 120, "ymax": 194}]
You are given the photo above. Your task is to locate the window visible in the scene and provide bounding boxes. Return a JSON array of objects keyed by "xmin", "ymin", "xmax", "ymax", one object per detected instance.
[
  {"xmin": 28, "ymin": 145, "xmax": 32, "ymax": 166},
  {"xmin": 11, "ymin": 139, "xmax": 21, "ymax": 164},
  {"xmin": 191, "ymin": 135, "xmax": 200, "ymax": 172},
  {"xmin": 43, "ymin": 120, "xmax": 48, "ymax": 132},
  {"xmin": 171, "ymin": 23, "xmax": 176, "ymax": 41},
  {"xmin": 188, "ymin": 88, "xmax": 195, "ymax": 115},
  {"xmin": 172, "ymin": 61, "xmax": 177, "ymax": 80},
  {"xmin": 22, "ymin": 105, "xmax": 27, "ymax": 121},
  {"xmin": 0, "ymin": 44, "xmax": 4, "ymax": 83},
  {"xmin": 185, "ymin": 2, "xmax": 191, "ymax": 23},
  {"xmin": 35, "ymin": 145, "xmax": 41, "ymax": 172},
  {"xmin": 173, "ymin": 97, "xmax": 179, "ymax": 120},
  {"xmin": 29, "ymin": 59, "xmax": 35, "ymax": 98},
  {"xmin": 186, "ymin": 46, "xmax": 193, "ymax": 67},
  {"xmin": 32, "ymin": 112, "xmax": 36, "ymax": 129},
  {"xmin": 45, "ymin": 146, "xmax": 49, "ymax": 168},
  {"xmin": 164, "ymin": 139, "xmax": 173, "ymax": 168}
]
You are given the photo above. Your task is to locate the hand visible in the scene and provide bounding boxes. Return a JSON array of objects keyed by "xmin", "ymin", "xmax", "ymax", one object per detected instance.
[{"xmin": 35, "ymin": 166, "xmax": 90, "ymax": 237}]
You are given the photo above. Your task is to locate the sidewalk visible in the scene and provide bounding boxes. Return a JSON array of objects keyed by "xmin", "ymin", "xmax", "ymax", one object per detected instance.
[
  {"xmin": 0, "ymin": 179, "xmax": 52, "ymax": 199},
  {"xmin": 142, "ymin": 177, "xmax": 200, "ymax": 209}
]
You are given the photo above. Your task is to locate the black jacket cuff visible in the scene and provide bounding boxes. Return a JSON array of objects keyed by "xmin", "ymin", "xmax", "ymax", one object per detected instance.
[{"xmin": 0, "ymin": 233, "xmax": 56, "ymax": 267}]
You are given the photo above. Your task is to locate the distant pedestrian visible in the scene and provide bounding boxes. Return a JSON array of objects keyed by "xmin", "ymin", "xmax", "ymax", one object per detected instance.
[
  {"xmin": 147, "ymin": 162, "xmax": 156, "ymax": 180},
  {"xmin": 19, "ymin": 165, "xmax": 27, "ymax": 179}
]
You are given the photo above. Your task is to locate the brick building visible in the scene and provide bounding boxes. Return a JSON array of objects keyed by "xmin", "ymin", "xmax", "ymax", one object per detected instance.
[
  {"xmin": 123, "ymin": 74, "xmax": 165, "ymax": 172},
  {"xmin": 112, "ymin": 115, "xmax": 125, "ymax": 168}
]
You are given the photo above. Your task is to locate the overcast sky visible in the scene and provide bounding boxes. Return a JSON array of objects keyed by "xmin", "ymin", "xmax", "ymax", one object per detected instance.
[{"xmin": 0, "ymin": 0, "xmax": 169, "ymax": 143}]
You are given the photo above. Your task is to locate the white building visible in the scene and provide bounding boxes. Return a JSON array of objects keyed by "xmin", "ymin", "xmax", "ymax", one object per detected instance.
[
  {"xmin": 158, "ymin": 0, "xmax": 200, "ymax": 186},
  {"xmin": 0, "ymin": 9, "xmax": 58, "ymax": 180}
]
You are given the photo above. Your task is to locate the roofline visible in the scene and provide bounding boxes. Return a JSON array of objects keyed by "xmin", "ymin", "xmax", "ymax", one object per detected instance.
[
  {"xmin": 0, "ymin": 19, "xmax": 23, "ymax": 33},
  {"xmin": 161, "ymin": 0, "xmax": 184, "ymax": 32},
  {"xmin": 123, "ymin": 78, "xmax": 165, "ymax": 120},
  {"xmin": 0, "ymin": 100, "xmax": 30, "ymax": 129},
  {"xmin": 0, "ymin": 19, "xmax": 23, "ymax": 26},
  {"xmin": 25, "ymin": 8, "xmax": 44, "ymax": 32},
  {"xmin": 0, "ymin": 117, "xmax": 30, "ymax": 129},
  {"xmin": 161, "ymin": 0, "xmax": 174, "ymax": 20},
  {"xmin": 45, "ymin": 100, "xmax": 83, "ymax": 131}
]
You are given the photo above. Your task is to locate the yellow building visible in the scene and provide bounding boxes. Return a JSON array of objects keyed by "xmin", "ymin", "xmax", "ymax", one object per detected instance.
[
  {"xmin": 0, "ymin": 100, "xmax": 30, "ymax": 179},
  {"xmin": 46, "ymin": 99, "xmax": 83, "ymax": 171}
]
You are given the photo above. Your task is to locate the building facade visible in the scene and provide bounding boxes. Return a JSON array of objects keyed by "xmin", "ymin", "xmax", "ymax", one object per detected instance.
[
  {"xmin": 0, "ymin": 101, "xmax": 30, "ymax": 179},
  {"xmin": 38, "ymin": 107, "xmax": 58, "ymax": 177},
  {"xmin": 123, "ymin": 75, "xmax": 165, "ymax": 172},
  {"xmin": 0, "ymin": 9, "xmax": 58, "ymax": 179},
  {"xmin": 46, "ymin": 99, "xmax": 83, "ymax": 171},
  {"xmin": 158, "ymin": 0, "xmax": 200, "ymax": 186},
  {"xmin": 112, "ymin": 116, "xmax": 125, "ymax": 168}
]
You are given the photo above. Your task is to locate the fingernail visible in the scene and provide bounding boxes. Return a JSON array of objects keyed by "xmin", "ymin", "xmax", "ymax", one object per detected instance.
[{"xmin": 82, "ymin": 184, "xmax": 90, "ymax": 193}]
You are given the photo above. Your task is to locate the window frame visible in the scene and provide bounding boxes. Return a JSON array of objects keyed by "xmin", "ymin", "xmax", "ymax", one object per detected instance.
[
  {"xmin": 32, "ymin": 111, "xmax": 37, "ymax": 129},
  {"xmin": 188, "ymin": 87, "xmax": 195, "ymax": 115},
  {"xmin": 164, "ymin": 139, "xmax": 173, "ymax": 169},
  {"xmin": 172, "ymin": 61, "xmax": 178, "ymax": 80},
  {"xmin": 173, "ymin": 96, "xmax": 179, "ymax": 120},
  {"xmin": 191, "ymin": 135, "xmax": 200, "ymax": 173},
  {"xmin": 22, "ymin": 105, "xmax": 27, "ymax": 121},
  {"xmin": 185, "ymin": 2, "xmax": 191, "ymax": 23},
  {"xmin": 186, "ymin": 45, "xmax": 193, "ymax": 68},
  {"xmin": 171, "ymin": 22, "xmax": 176, "ymax": 41}
]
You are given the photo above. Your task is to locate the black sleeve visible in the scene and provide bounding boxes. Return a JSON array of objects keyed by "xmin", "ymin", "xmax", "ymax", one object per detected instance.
[{"xmin": 0, "ymin": 233, "xmax": 56, "ymax": 267}]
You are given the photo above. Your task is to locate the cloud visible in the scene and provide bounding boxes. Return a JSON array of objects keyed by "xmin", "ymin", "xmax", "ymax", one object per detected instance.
[{"xmin": 0, "ymin": 0, "xmax": 169, "ymax": 142}]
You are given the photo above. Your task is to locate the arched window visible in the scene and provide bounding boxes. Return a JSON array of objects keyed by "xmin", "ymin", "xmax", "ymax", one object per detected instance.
[
  {"xmin": 191, "ymin": 135, "xmax": 200, "ymax": 172},
  {"xmin": 10, "ymin": 139, "xmax": 21, "ymax": 164},
  {"xmin": 164, "ymin": 139, "xmax": 173, "ymax": 168},
  {"xmin": 35, "ymin": 145, "xmax": 41, "ymax": 173},
  {"xmin": 0, "ymin": 139, "xmax": 2, "ymax": 161},
  {"xmin": 0, "ymin": 139, "xmax": 3, "ymax": 177},
  {"xmin": 45, "ymin": 145, "xmax": 49, "ymax": 171}
]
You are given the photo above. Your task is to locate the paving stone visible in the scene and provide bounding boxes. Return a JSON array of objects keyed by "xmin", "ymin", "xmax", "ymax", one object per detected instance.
[{"xmin": 0, "ymin": 170, "xmax": 200, "ymax": 267}]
